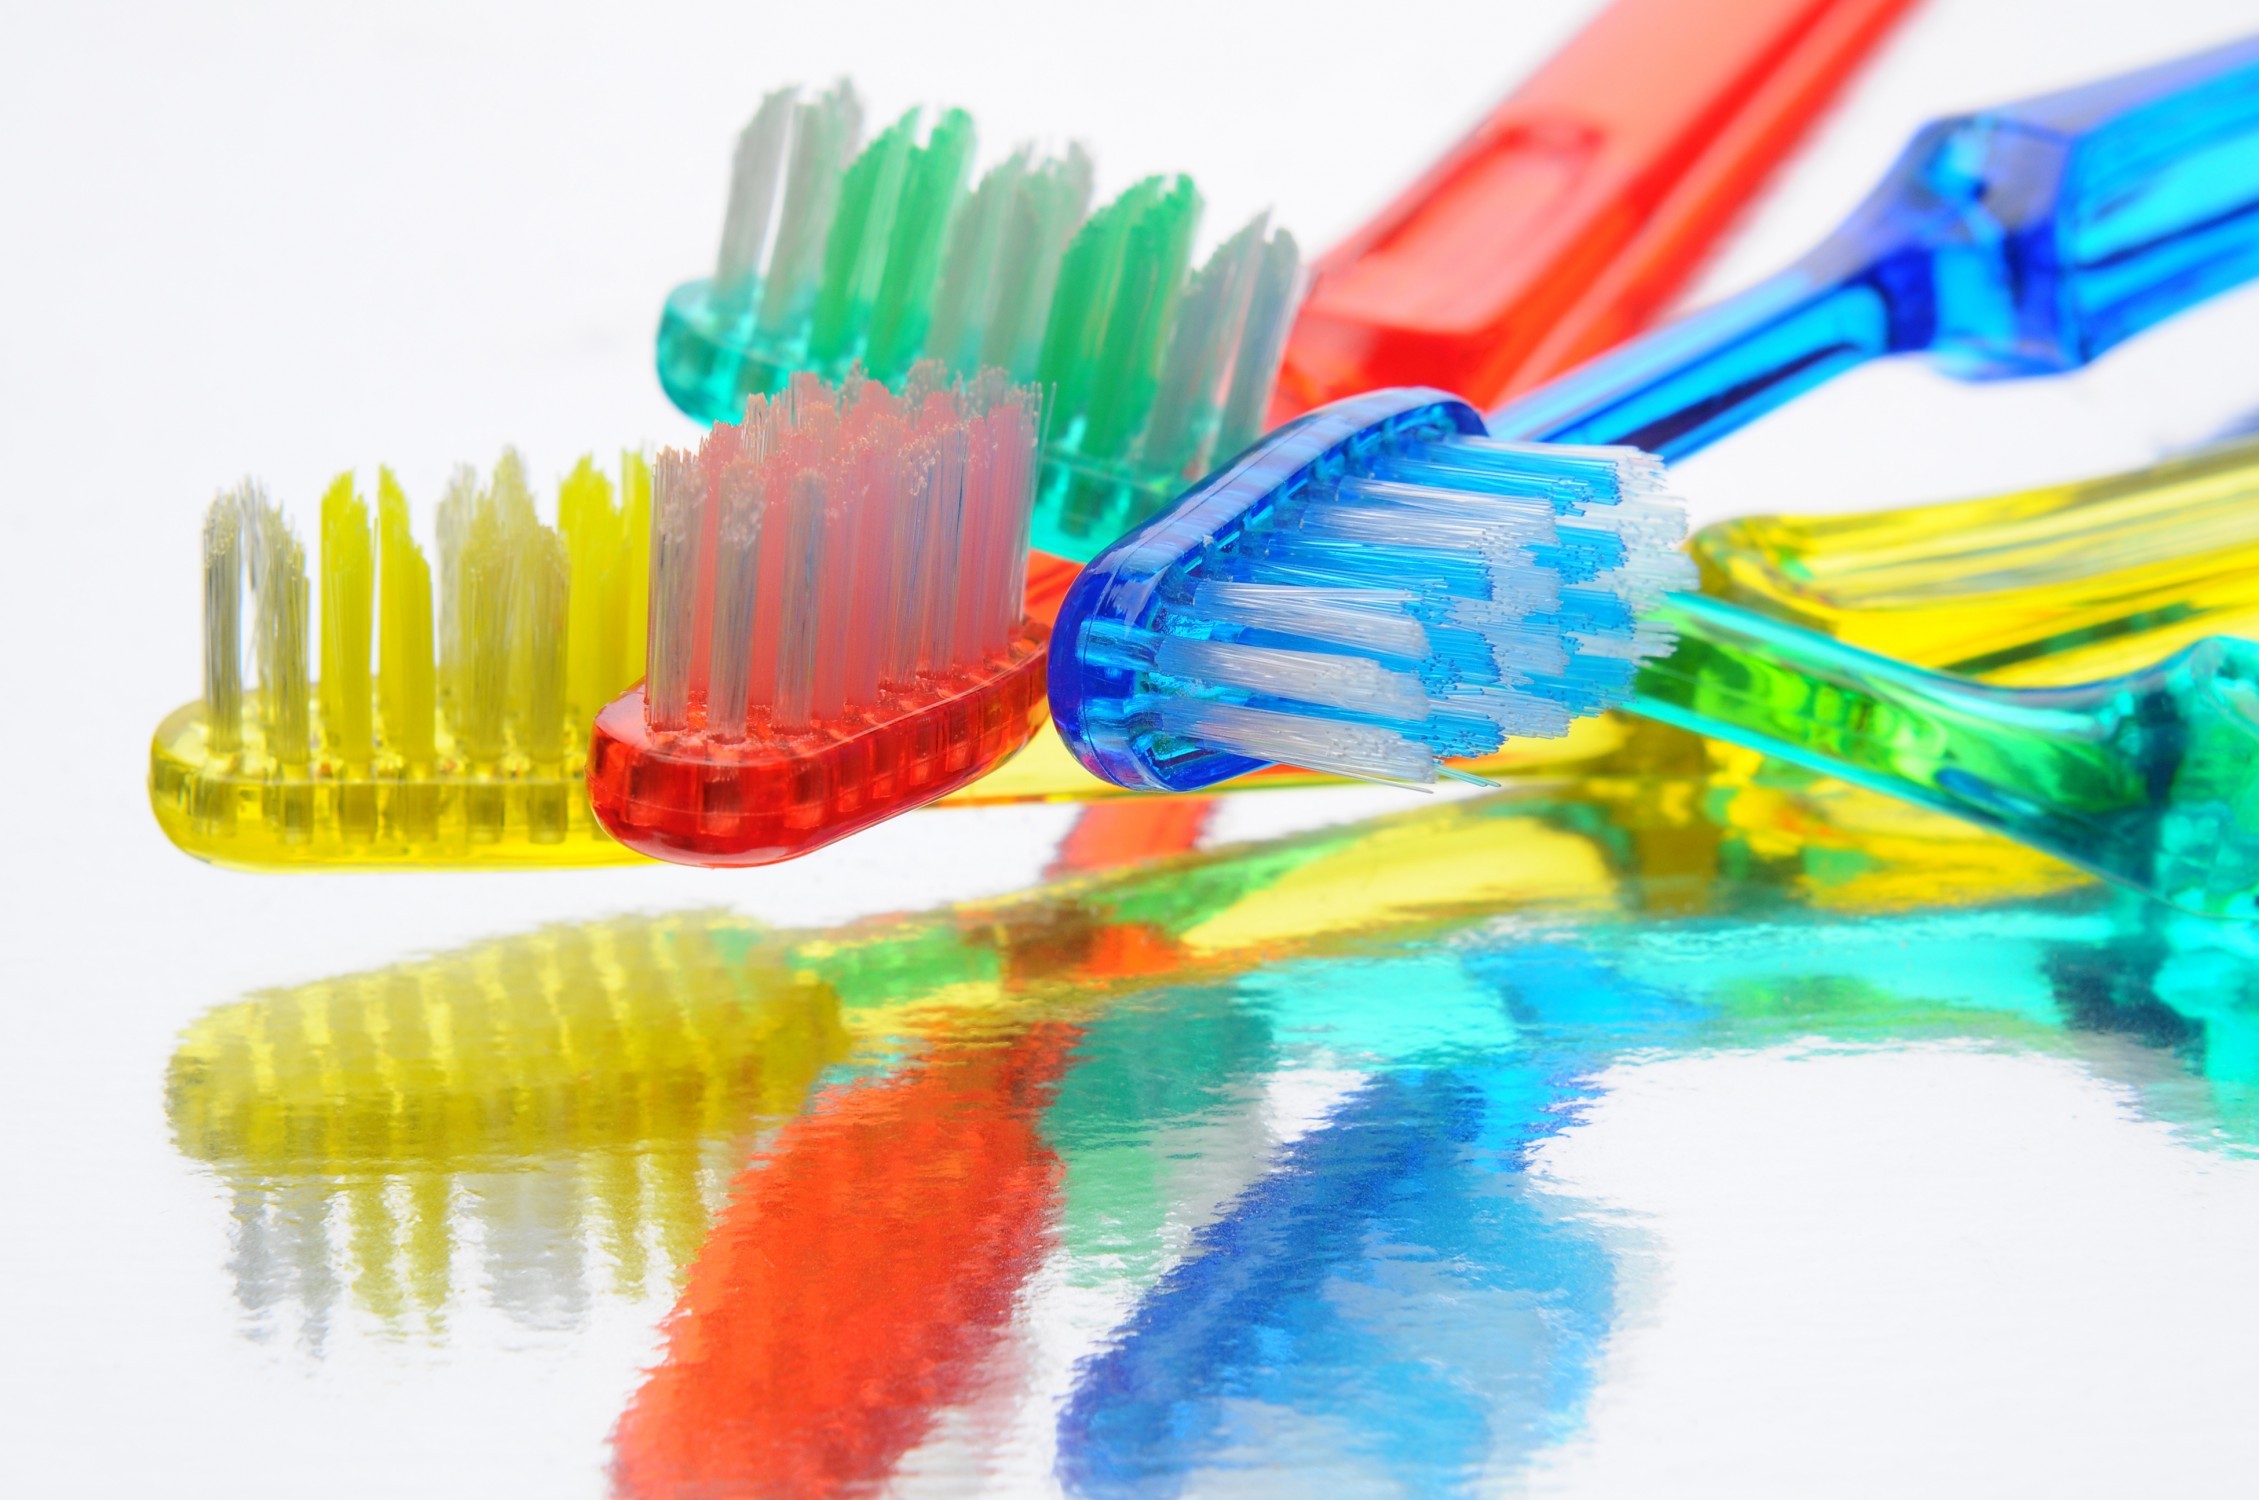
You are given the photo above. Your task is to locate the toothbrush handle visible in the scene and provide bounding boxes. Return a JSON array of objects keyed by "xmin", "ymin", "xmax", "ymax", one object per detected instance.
[
  {"xmin": 1275, "ymin": 0, "xmax": 1920, "ymax": 414},
  {"xmin": 1491, "ymin": 34, "xmax": 2259, "ymax": 460},
  {"xmin": 1631, "ymin": 593, "xmax": 2259, "ymax": 917},
  {"xmin": 1484, "ymin": 261, "xmax": 1893, "ymax": 457}
]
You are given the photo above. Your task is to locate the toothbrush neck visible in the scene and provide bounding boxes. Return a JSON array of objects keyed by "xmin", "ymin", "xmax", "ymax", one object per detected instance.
[{"xmin": 1484, "ymin": 242, "xmax": 1910, "ymax": 460}]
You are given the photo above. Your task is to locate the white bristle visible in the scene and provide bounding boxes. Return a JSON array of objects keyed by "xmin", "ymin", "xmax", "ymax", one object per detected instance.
[
  {"xmin": 1189, "ymin": 581, "xmax": 1429, "ymax": 658},
  {"xmin": 1153, "ymin": 698, "xmax": 1440, "ymax": 788},
  {"xmin": 756, "ymin": 82, "xmax": 863, "ymax": 340},
  {"xmin": 645, "ymin": 452, "xmax": 703, "ymax": 732},
  {"xmin": 1151, "ymin": 636, "xmax": 1430, "ymax": 720},
  {"xmin": 202, "ymin": 496, "xmax": 243, "ymax": 753},
  {"xmin": 642, "ymin": 365, "xmax": 1040, "ymax": 741},
  {"xmin": 714, "ymin": 88, "xmax": 798, "ymax": 291}
]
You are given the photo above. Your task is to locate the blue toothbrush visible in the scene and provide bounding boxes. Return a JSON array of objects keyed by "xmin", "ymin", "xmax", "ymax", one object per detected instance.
[{"xmin": 1049, "ymin": 36, "xmax": 2259, "ymax": 798}]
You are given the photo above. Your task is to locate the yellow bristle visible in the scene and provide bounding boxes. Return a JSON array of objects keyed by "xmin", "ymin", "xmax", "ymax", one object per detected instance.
[
  {"xmin": 559, "ymin": 455, "xmax": 619, "ymax": 727},
  {"xmin": 376, "ymin": 469, "xmax": 436, "ymax": 764},
  {"xmin": 319, "ymin": 473, "xmax": 374, "ymax": 763},
  {"xmin": 621, "ymin": 449, "xmax": 652, "ymax": 688},
  {"xmin": 519, "ymin": 526, "xmax": 569, "ymax": 763}
]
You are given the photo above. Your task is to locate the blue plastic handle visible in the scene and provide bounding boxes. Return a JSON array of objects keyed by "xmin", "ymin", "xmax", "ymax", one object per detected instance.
[{"xmin": 1490, "ymin": 35, "xmax": 2259, "ymax": 458}]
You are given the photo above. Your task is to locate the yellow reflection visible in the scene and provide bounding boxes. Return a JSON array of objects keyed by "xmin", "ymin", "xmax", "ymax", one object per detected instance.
[{"xmin": 168, "ymin": 912, "xmax": 850, "ymax": 1337}]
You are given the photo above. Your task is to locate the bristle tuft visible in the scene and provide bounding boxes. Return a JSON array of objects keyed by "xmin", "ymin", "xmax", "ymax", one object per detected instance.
[
  {"xmin": 642, "ymin": 364, "xmax": 1039, "ymax": 740},
  {"xmin": 1118, "ymin": 432, "xmax": 1694, "ymax": 784}
]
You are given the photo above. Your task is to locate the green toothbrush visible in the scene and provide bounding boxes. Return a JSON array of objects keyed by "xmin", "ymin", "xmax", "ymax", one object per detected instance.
[
  {"xmin": 655, "ymin": 81, "xmax": 1299, "ymax": 562},
  {"xmin": 1636, "ymin": 595, "xmax": 2259, "ymax": 919}
]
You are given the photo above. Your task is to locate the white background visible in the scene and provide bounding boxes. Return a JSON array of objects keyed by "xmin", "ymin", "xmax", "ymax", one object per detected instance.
[{"xmin": 4, "ymin": 1, "xmax": 2259, "ymax": 1494}]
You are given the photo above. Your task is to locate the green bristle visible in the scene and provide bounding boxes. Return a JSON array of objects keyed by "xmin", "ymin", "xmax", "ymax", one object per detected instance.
[
  {"xmin": 864, "ymin": 107, "xmax": 975, "ymax": 381},
  {"xmin": 807, "ymin": 108, "xmax": 917, "ymax": 365},
  {"xmin": 1039, "ymin": 176, "xmax": 1167, "ymax": 433},
  {"xmin": 1077, "ymin": 174, "xmax": 1200, "ymax": 462}
]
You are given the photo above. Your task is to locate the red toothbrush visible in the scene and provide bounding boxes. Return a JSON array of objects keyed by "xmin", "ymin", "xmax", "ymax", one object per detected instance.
[
  {"xmin": 588, "ymin": 369, "xmax": 1056, "ymax": 865},
  {"xmin": 1275, "ymin": 0, "xmax": 1922, "ymax": 413}
]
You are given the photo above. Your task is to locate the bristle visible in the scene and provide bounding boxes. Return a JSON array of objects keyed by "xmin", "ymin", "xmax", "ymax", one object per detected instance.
[
  {"xmin": 172, "ymin": 453, "xmax": 655, "ymax": 861},
  {"xmin": 454, "ymin": 493, "xmax": 511, "ymax": 764},
  {"xmin": 1142, "ymin": 212, "xmax": 1271, "ymax": 478},
  {"xmin": 714, "ymin": 88, "xmax": 798, "ymax": 293},
  {"xmin": 694, "ymin": 82, "xmax": 1300, "ymax": 520},
  {"xmin": 646, "ymin": 451, "xmax": 703, "ymax": 733},
  {"xmin": 319, "ymin": 473, "xmax": 374, "ymax": 764},
  {"xmin": 1112, "ymin": 432, "xmax": 1696, "ymax": 786},
  {"xmin": 978, "ymin": 144, "xmax": 1093, "ymax": 379},
  {"xmin": 758, "ymin": 82, "xmax": 863, "ymax": 340},
  {"xmin": 864, "ymin": 108, "xmax": 976, "ymax": 380},
  {"xmin": 808, "ymin": 108, "xmax": 919, "ymax": 365},
  {"xmin": 642, "ymin": 365, "xmax": 1039, "ymax": 742},
  {"xmin": 376, "ymin": 469, "xmax": 435, "ymax": 764},
  {"xmin": 248, "ymin": 492, "xmax": 310, "ymax": 767},
  {"xmin": 517, "ymin": 526, "xmax": 569, "ymax": 764},
  {"xmin": 1215, "ymin": 228, "xmax": 1301, "ymax": 461},
  {"xmin": 202, "ymin": 495, "xmax": 243, "ymax": 753}
]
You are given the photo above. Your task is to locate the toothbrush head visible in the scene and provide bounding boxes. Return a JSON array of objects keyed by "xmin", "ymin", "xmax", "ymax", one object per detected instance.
[
  {"xmin": 587, "ymin": 367, "xmax": 1049, "ymax": 866},
  {"xmin": 150, "ymin": 456, "xmax": 654, "ymax": 869},
  {"xmin": 1049, "ymin": 388, "xmax": 1695, "ymax": 793},
  {"xmin": 657, "ymin": 81, "xmax": 1301, "ymax": 564}
]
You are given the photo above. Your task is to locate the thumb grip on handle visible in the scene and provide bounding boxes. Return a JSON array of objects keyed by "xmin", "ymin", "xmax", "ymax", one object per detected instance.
[{"xmin": 1632, "ymin": 594, "xmax": 2259, "ymax": 917}]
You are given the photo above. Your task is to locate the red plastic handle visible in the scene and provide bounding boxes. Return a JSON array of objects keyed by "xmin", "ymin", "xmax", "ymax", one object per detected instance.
[{"xmin": 1274, "ymin": 0, "xmax": 1922, "ymax": 415}]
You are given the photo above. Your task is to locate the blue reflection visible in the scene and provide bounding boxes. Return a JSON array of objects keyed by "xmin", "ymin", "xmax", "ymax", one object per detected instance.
[{"xmin": 1058, "ymin": 944, "xmax": 1695, "ymax": 1497}]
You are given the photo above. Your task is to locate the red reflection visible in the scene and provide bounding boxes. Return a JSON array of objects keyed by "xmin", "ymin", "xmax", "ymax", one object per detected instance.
[{"xmin": 611, "ymin": 1024, "xmax": 1076, "ymax": 1499}]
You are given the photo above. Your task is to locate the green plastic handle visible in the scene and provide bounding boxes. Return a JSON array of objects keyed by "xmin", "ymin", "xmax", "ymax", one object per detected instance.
[{"xmin": 1634, "ymin": 593, "xmax": 2259, "ymax": 917}]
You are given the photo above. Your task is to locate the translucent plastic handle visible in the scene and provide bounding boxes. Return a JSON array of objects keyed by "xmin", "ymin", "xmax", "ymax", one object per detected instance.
[
  {"xmin": 1274, "ymin": 0, "xmax": 1920, "ymax": 413},
  {"xmin": 1635, "ymin": 593, "xmax": 2259, "ymax": 916},
  {"xmin": 1494, "ymin": 34, "xmax": 2259, "ymax": 457}
]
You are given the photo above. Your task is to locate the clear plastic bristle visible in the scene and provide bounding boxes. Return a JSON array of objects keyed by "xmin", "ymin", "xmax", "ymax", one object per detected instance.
[
  {"xmin": 644, "ymin": 363, "xmax": 1039, "ymax": 741},
  {"xmin": 1123, "ymin": 429, "xmax": 1695, "ymax": 785}
]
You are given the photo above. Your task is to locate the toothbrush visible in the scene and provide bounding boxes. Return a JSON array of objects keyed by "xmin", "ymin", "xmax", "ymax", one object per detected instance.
[
  {"xmin": 1050, "ymin": 39, "xmax": 2259, "ymax": 911},
  {"xmin": 1490, "ymin": 33, "xmax": 2259, "ymax": 454},
  {"xmin": 656, "ymin": 82, "xmax": 1299, "ymax": 562},
  {"xmin": 1694, "ymin": 429, "xmax": 2259, "ymax": 683},
  {"xmin": 1277, "ymin": 0, "xmax": 1921, "ymax": 414},
  {"xmin": 585, "ymin": 367, "xmax": 1051, "ymax": 866},
  {"xmin": 952, "ymin": 425, "xmax": 2259, "ymax": 809},
  {"xmin": 150, "ymin": 452, "xmax": 652, "ymax": 869}
]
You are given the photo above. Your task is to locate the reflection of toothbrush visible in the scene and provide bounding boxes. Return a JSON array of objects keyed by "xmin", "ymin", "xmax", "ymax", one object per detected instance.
[
  {"xmin": 1277, "ymin": 0, "xmax": 1920, "ymax": 414},
  {"xmin": 655, "ymin": 82, "xmax": 1299, "ymax": 562},
  {"xmin": 150, "ymin": 453, "xmax": 651, "ymax": 868},
  {"xmin": 586, "ymin": 368, "xmax": 1052, "ymax": 865},
  {"xmin": 612, "ymin": 1024, "xmax": 1077, "ymax": 1500},
  {"xmin": 1052, "ymin": 40, "xmax": 2259, "ymax": 912}
]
